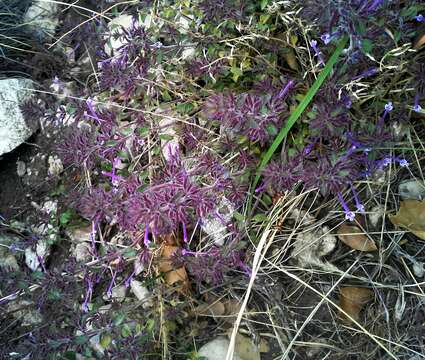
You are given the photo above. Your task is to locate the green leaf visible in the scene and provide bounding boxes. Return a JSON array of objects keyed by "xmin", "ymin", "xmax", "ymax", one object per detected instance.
[
  {"xmin": 60, "ymin": 209, "xmax": 73, "ymax": 226},
  {"xmin": 74, "ymin": 335, "xmax": 88, "ymax": 345},
  {"xmin": 47, "ymin": 289, "xmax": 62, "ymax": 301},
  {"xmin": 252, "ymin": 213, "xmax": 268, "ymax": 222},
  {"xmin": 230, "ymin": 66, "xmax": 243, "ymax": 82},
  {"xmin": 233, "ymin": 211, "xmax": 246, "ymax": 222},
  {"xmin": 100, "ymin": 334, "xmax": 112, "ymax": 349},
  {"xmin": 159, "ymin": 134, "xmax": 174, "ymax": 141},
  {"xmin": 362, "ymin": 39, "xmax": 373, "ymax": 54},
  {"xmin": 123, "ymin": 248, "xmax": 137, "ymax": 258},
  {"xmin": 121, "ymin": 324, "xmax": 132, "ymax": 338},
  {"xmin": 113, "ymin": 312, "xmax": 126, "ymax": 326},
  {"xmin": 248, "ymin": 36, "xmax": 349, "ymax": 212},
  {"xmin": 62, "ymin": 351, "xmax": 77, "ymax": 360},
  {"xmin": 260, "ymin": 0, "xmax": 270, "ymax": 10}
]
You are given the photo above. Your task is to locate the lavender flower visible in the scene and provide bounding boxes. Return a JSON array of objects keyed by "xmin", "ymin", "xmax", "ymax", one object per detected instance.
[
  {"xmin": 321, "ymin": 31, "xmax": 339, "ymax": 44},
  {"xmin": 415, "ymin": 14, "xmax": 425, "ymax": 22},
  {"xmin": 310, "ymin": 40, "xmax": 325, "ymax": 66}
]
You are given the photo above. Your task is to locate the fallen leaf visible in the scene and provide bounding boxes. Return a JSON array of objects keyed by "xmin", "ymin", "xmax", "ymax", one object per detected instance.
[
  {"xmin": 389, "ymin": 200, "xmax": 425, "ymax": 240},
  {"xmin": 283, "ymin": 48, "xmax": 299, "ymax": 71},
  {"xmin": 194, "ymin": 300, "xmax": 226, "ymax": 317},
  {"xmin": 158, "ymin": 244, "xmax": 189, "ymax": 290},
  {"xmin": 338, "ymin": 287, "xmax": 374, "ymax": 323},
  {"xmin": 337, "ymin": 224, "xmax": 377, "ymax": 251},
  {"xmin": 413, "ymin": 30, "xmax": 425, "ymax": 49}
]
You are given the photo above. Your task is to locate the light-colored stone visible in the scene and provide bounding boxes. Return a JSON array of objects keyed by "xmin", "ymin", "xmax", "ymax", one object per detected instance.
[
  {"xmin": 201, "ymin": 198, "xmax": 235, "ymax": 246},
  {"xmin": 0, "ymin": 233, "xmax": 21, "ymax": 272},
  {"xmin": 47, "ymin": 155, "xmax": 63, "ymax": 176},
  {"xmin": 292, "ymin": 226, "xmax": 338, "ymax": 272},
  {"xmin": 7, "ymin": 300, "xmax": 43, "ymax": 326},
  {"xmin": 25, "ymin": 239, "xmax": 50, "ymax": 271},
  {"xmin": 0, "ymin": 79, "xmax": 36, "ymax": 155},
  {"xmin": 16, "ymin": 160, "xmax": 26, "ymax": 176},
  {"xmin": 198, "ymin": 338, "xmax": 243, "ymax": 360},
  {"xmin": 24, "ymin": 0, "xmax": 59, "ymax": 40},
  {"xmin": 399, "ymin": 179, "xmax": 425, "ymax": 201},
  {"xmin": 130, "ymin": 280, "xmax": 153, "ymax": 309},
  {"xmin": 105, "ymin": 15, "xmax": 136, "ymax": 56}
]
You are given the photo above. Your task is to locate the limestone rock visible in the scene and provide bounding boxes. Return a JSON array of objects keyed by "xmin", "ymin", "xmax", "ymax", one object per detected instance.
[
  {"xmin": 24, "ymin": 0, "xmax": 59, "ymax": 40},
  {"xmin": 0, "ymin": 79, "xmax": 36, "ymax": 156}
]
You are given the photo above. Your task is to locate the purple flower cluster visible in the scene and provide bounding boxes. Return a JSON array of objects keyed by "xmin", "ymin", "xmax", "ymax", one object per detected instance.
[
  {"xmin": 262, "ymin": 86, "xmax": 406, "ymax": 220},
  {"xmin": 98, "ymin": 20, "xmax": 153, "ymax": 98},
  {"xmin": 172, "ymin": 245, "xmax": 249, "ymax": 285},
  {"xmin": 203, "ymin": 80, "xmax": 293, "ymax": 146}
]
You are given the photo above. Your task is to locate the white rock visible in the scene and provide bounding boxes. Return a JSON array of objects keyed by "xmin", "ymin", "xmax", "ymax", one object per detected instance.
[
  {"xmin": 25, "ymin": 239, "xmax": 50, "ymax": 271},
  {"xmin": 0, "ymin": 79, "xmax": 36, "ymax": 155},
  {"xmin": 292, "ymin": 226, "xmax": 338, "ymax": 272},
  {"xmin": 130, "ymin": 280, "xmax": 153, "ymax": 309},
  {"xmin": 103, "ymin": 285, "xmax": 127, "ymax": 302},
  {"xmin": 73, "ymin": 242, "xmax": 92, "ymax": 262},
  {"xmin": 398, "ymin": 179, "xmax": 425, "ymax": 201},
  {"xmin": 7, "ymin": 300, "xmax": 43, "ymax": 326},
  {"xmin": 47, "ymin": 155, "xmax": 63, "ymax": 176},
  {"xmin": 413, "ymin": 261, "xmax": 425, "ymax": 278},
  {"xmin": 201, "ymin": 198, "xmax": 235, "ymax": 246},
  {"xmin": 368, "ymin": 205, "xmax": 384, "ymax": 227},
  {"xmin": 157, "ymin": 108, "xmax": 180, "ymax": 161},
  {"xmin": 105, "ymin": 15, "xmax": 136, "ymax": 56},
  {"xmin": 198, "ymin": 338, "xmax": 243, "ymax": 360},
  {"xmin": 24, "ymin": 0, "xmax": 59, "ymax": 40},
  {"xmin": 41, "ymin": 200, "xmax": 57, "ymax": 215}
]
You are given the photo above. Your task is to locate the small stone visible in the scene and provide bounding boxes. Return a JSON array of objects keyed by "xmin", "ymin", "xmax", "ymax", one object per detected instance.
[
  {"xmin": 201, "ymin": 198, "xmax": 234, "ymax": 246},
  {"xmin": 48, "ymin": 155, "xmax": 63, "ymax": 176},
  {"xmin": 103, "ymin": 285, "xmax": 127, "ymax": 302},
  {"xmin": 16, "ymin": 160, "xmax": 26, "ymax": 176},
  {"xmin": 130, "ymin": 280, "xmax": 153, "ymax": 309},
  {"xmin": 67, "ymin": 225, "xmax": 93, "ymax": 243},
  {"xmin": 413, "ymin": 261, "xmax": 424, "ymax": 278},
  {"xmin": 25, "ymin": 239, "xmax": 50, "ymax": 271},
  {"xmin": 399, "ymin": 179, "xmax": 425, "ymax": 201},
  {"xmin": 73, "ymin": 242, "xmax": 92, "ymax": 262}
]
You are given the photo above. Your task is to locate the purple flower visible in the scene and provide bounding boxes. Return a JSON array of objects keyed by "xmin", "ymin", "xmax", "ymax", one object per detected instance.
[
  {"xmin": 144, "ymin": 224, "xmax": 150, "ymax": 246},
  {"xmin": 310, "ymin": 40, "xmax": 325, "ymax": 66},
  {"xmin": 338, "ymin": 192, "xmax": 355, "ymax": 221},
  {"xmin": 321, "ymin": 31, "xmax": 339, "ymax": 44},
  {"xmin": 398, "ymin": 158, "xmax": 409, "ymax": 167},
  {"xmin": 415, "ymin": 14, "xmax": 425, "ymax": 22},
  {"xmin": 384, "ymin": 102, "xmax": 393, "ymax": 112}
]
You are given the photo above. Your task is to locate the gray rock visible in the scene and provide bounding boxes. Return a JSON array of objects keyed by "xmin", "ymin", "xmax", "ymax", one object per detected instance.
[
  {"xmin": 24, "ymin": 0, "xmax": 59, "ymax": 40},
  {"xmin": 0, "ymin": 79, "xmax": 36, "ymax": 155}
]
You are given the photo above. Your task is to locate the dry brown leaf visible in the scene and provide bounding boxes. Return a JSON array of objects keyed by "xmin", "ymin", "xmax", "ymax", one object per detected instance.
[
  {"xmin": 337, "ymin": 224, "xmax": 377, "ymax": 251},
  {"xmin": 283, "ymin": 48, "xmax": 299, "ymax": 71},
  {"xmin": 194, "ymin": 300, "xmax": 226, "ymax": 317},
  {"xmin": 414, "ymin": 30, "xmax": 425, "ymax": 49},
  {"xmin": 389, "ymin": 200, "xmax": 425, "ymax": 240},
  {"xmin": 339, "ymin": 287, "xmax": 374, "ymax": 323},
  {"xmin": 158, "ymin": 244, "xmax": 189, "ymax": 289}
]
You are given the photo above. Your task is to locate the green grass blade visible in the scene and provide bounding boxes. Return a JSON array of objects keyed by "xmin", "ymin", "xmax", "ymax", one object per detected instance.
[{"xmin": 248, "ymin": 35, "xmax": 349, "ymax": 211}]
